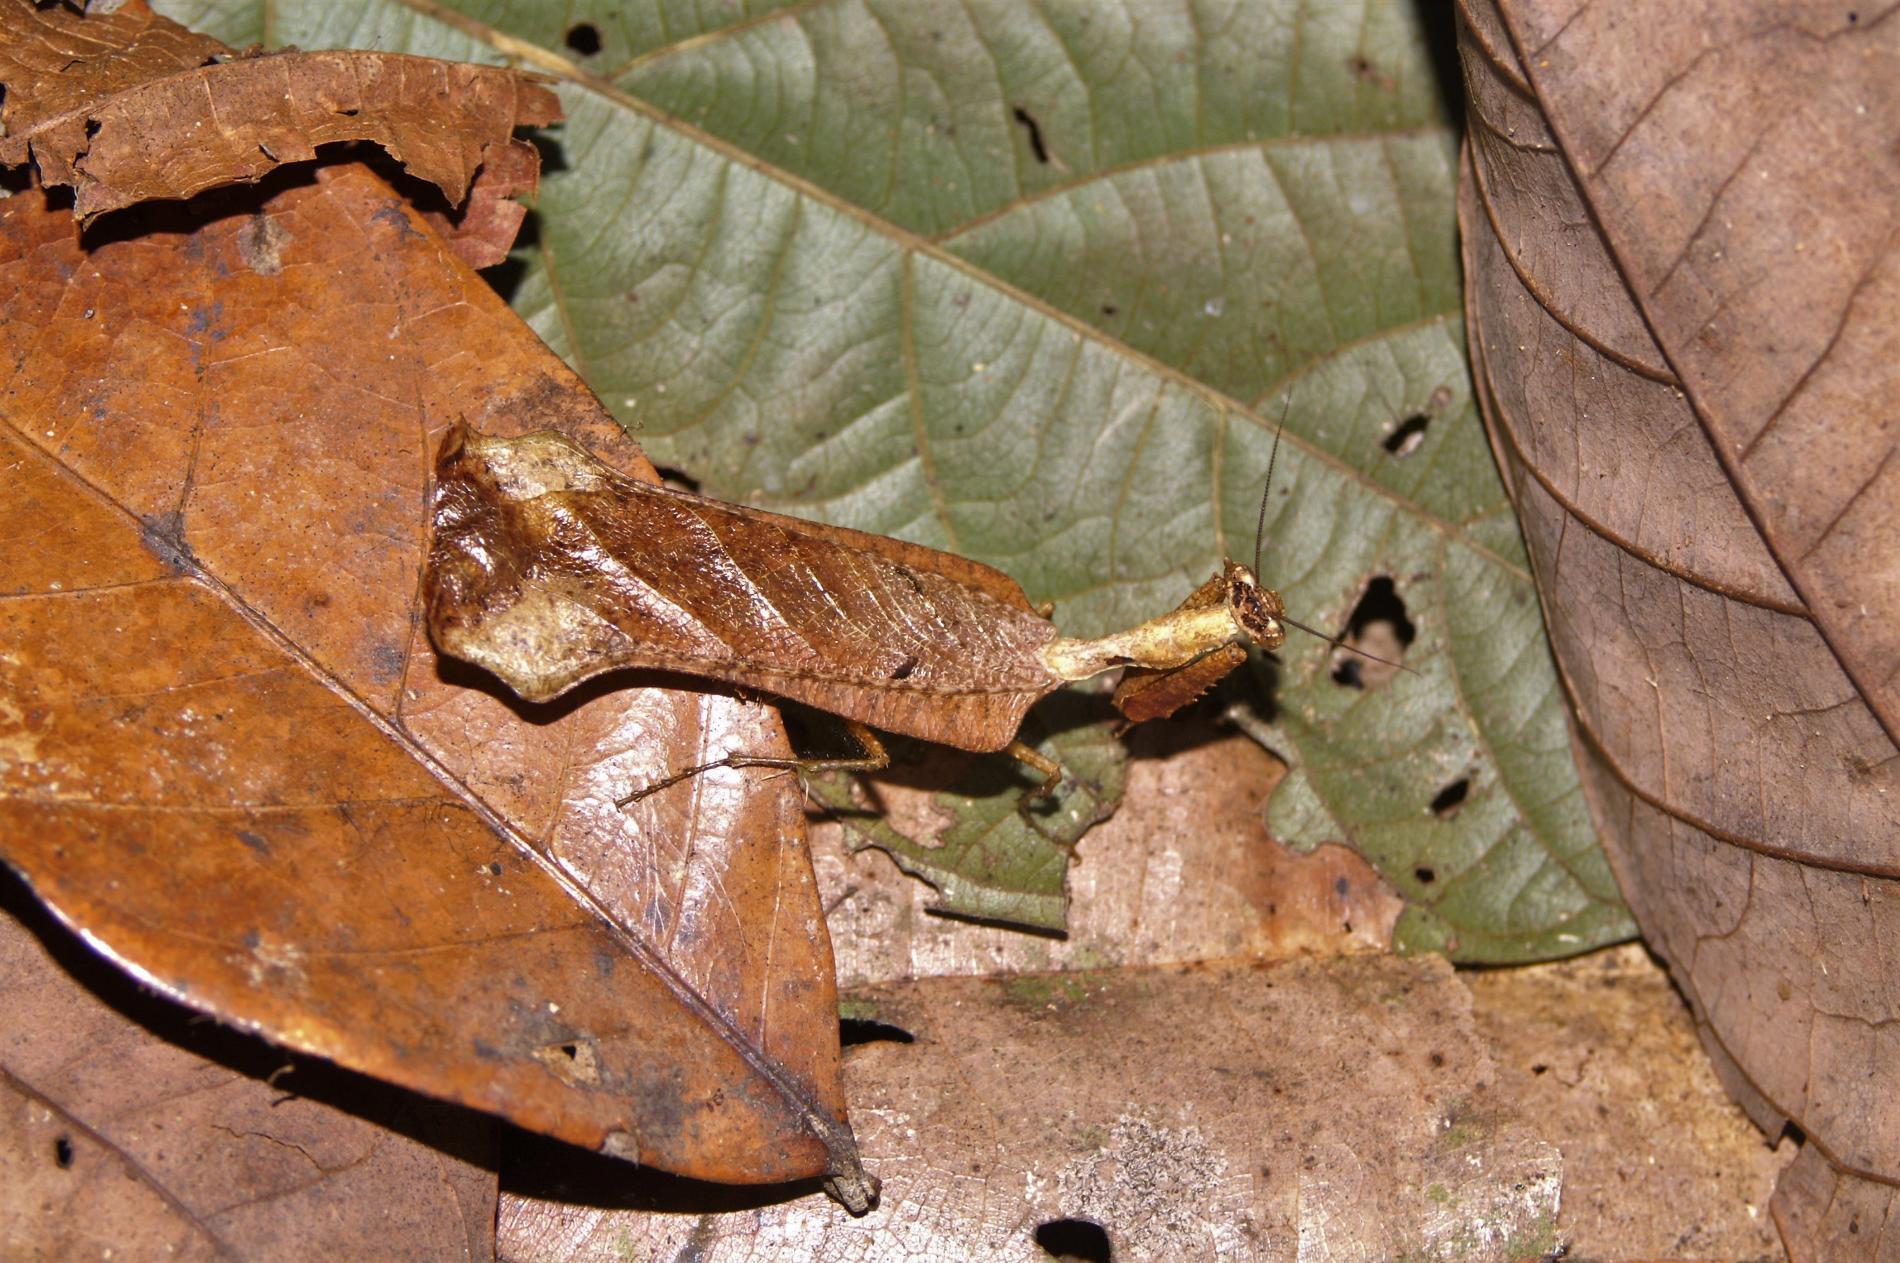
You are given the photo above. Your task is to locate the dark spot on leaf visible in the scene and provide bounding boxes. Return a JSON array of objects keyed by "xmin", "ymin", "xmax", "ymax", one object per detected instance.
[
  {"xmin": 1101, "ymin": 303, "xmax": 1119, "ymax": 316},
  {"xmin": 1012, "ymin": 106, "xmax": 1051, "ymax": 164},
  {"xmin": 240, "ymin": 929, "xmax": 260, "ymax": 949},
  {"xmin": 135, "ymin": 510, "xmax": 195, "ymax": 574},
  {"xmin": 472, "ymin": 1038, "xmax": 505, "ymax": 1063},
  {"xmin": 1531, "ymin": 1063, "xmax": 1549, "ymax": 1075},
  {"xmin": 890, "ymin": 655, "xmax": 918, "ymax": 681},
  {"xmin": 1414, "ymin": 865, "xmax": 1435, "ymax": 884},
  {"xmin": 1429, "ymin": 778, "xmax": 1469, "ymax": 819},
  {"xmin": 840, "ymin": 1017, "xmax": 914, "ymax": 1046},
  {"xmin": 53, "ymin": 1136, "xmax": 73, "ymax": 1168},
  {"xmin": 1333, "ymin": 876, "xmax": 1350, "ymax": 898},
  {"xmin": 1382, "ymin": 411, "xmax": 1431, "ymax": 457},
  {"xmin": 234, "ymin": 829, "xmax": 271, "ymax": 857},
  {"xmin": 488, "ymin": 861, "xmax": 503, "ymax": 877},
  {"xmin": 1330, "ymin": 657, "xmax": 1363, "ymax": 689},
  {"xmin": 1430, "ymin": 1051, "xmax": 1445, "ymax": 1068},
  {"xmin": 366, "ymin": 640, "xmax": 406, "ymax": 686},
  {"xmin": 236, "ymin": 213, "xmax": 291, "ymax": 276},
  {"xmin": 564, "ymin": 22, "xmax": 603, "ymax": 56},
  {"xmin": 1035, "ymin": 1218, "xmax": 1111, "ymax": 1262}
]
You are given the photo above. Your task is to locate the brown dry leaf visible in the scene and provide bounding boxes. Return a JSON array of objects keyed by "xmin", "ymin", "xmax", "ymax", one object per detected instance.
[
  {"xmin": 501, "ymin": 731, "xmax": 1785, "ymax": 1256},
  {"xmin": 0, "ymin": 0, "xmax": 559, "ymax": 224},
  {"xmin": 0, "ymin": 157, "xmax": 864, "ymax": 1198},
  {"xmin": 1456, "ymin": 0, "xmax": 1900, "ymax": 1245},
  {"xmin": 501, "ymin": 954, "xmax": 1566, "ymax": 1262},
  {"xmin": 1, "ymin": 874, "xmax": 497, "ymax": 1261},
  {"xmin": 1468, "ymin": 944, "xmax": 1790, "ymax": 1259}
]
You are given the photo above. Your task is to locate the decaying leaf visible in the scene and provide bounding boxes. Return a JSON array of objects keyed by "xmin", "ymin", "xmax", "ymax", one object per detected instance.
[
  {"xmin": 1456, "ymin": 0, "xmax": 1900, "ymax": 1244},
  {"xmin": 504, "ymin": 816, "xmax": 1791, "ymax": 1259},
  {"xmin": 0, "ymin": 878, "xmax": 498, "ymax": 1261},
  {"xmin": 0, "ymin": 157, "xmax": 864, "ymax": 1200},
  {"xmin": 0, "ymin": 0, "xmax": 559, "ymax": 224},
  {"xmin": 501, "ymin": 954, "xmax": 1565, "ymax": 1262}
]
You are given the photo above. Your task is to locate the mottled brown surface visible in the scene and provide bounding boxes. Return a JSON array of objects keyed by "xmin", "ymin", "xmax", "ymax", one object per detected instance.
[
  {"xmin": 1470, "ymin": 944, "xmax": 1790, "ymax": 1260},
  {"xmin": 501, "ymin": 954, "xmax": 1564, "ymax": 1262},
  {"xmin": 1457, "ymin": 0, "xmax": 1900, "ymax": 1246},
  {"xmin": 0, "ymin": 162, "xmax": 856, "ymax": 1190},
  {"xmin": 0, "ymin": 0, "xmax": 558, "ymax": 223},
  {"xmin": 1773, "ymin": 1144, "xmax": 1899, "ymax": 1258},
  {"xmin": 1, "ymin": 881, "xmax": 498, "ymax": 1261},
  {"xmin": 427, "ymin": 426, "xmax": 1062, "ymax": 753}
]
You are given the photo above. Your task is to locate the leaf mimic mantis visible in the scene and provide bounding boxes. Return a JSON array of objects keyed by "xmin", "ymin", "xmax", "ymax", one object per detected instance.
[{"xmin": 424, "ymin": 416, "xmax": 1407, "ymax": 802}]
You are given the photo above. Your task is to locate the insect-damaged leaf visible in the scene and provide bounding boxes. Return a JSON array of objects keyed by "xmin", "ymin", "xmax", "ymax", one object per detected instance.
[
  {"xmin": 0, "ymin": 0, "xmax": 559, "ymax": 224},
  {"xmin": 0, "ymin": 144, "xmax": 865, "ymax": 1203},
  {"xmin": 168, "ymin": 3, "xmax": 1628, "ymax": 957}
]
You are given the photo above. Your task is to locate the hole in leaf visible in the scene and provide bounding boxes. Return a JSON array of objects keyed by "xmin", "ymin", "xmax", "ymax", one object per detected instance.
[
  {"xmin": 558, "ymin": 1042, "xmax": 579, "ymax": 1060},
  {"xmin": 53, "ymin": 1135, "xmax": 74, "ymax": 1168},
  {"xmin": 1381, "ymin": 411, "xmax": 1431, "ymax": 457},
  {"xmin": 652, "ymin": 465, "xmax": 701, "ymax": 494},
  {"xmin": 1035, "ymin": 1217, "xmax": 1112, "ymax": 1262},
  {"xmin": 1414, "ymin": 865, "xmax": 1435, "ymax": 884},
  {"xmin": 1328, "ymin": 577, "xmax": 1415, "ymax": 688},
  {"xmin": 1429, "ymin": 778, "xmax": 1469, "ymax": 819},
  {"xmin": 1012, "ymin": 106, "xmax": 1051, "ymax": 164},
  {"xmin": 839, "ymin": 1017, "xmax": 915, "ymax": 1046},
  {"xmin": 1346, "ymin": 577, "xmax": 1416, "ymax": 644},
  {"xmin": 564, "ymin": 23, "xmax": 603, "ymax": 56}
]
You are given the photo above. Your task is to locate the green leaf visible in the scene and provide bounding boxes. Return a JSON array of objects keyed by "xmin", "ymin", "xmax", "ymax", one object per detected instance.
[
  {"xmin": 808, "ymin": 698, "xmax": 1125, "ymax": 932},
  {"xmin": 164, "ymin": 0, "xmax": 1633, "ymax": 960}
]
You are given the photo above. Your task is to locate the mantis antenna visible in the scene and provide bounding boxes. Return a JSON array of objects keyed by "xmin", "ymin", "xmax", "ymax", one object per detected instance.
[{"xmin": 1252, "ymin": 398, "xmax": 1415, "ymax": 677}]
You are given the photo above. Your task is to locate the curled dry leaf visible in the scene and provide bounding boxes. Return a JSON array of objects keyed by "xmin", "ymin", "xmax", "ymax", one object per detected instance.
[
  {"xmin": 0, "ymin": 0, "xmax": 559, "ymax": 224},
  {"xmin": 1, "ymin": 878, "xmax": 498, "ymax": 1261},
  {"xmin": 0, "ymin": 161, "xmax": 867, "ymax": 1201},
  {"xmin": 1457, "ymin": 0, "xmax": 1900, "ymax": 1241}
]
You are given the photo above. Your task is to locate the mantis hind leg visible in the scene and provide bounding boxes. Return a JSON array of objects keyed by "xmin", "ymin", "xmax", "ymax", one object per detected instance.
[{"xmin": 616, "ymin": 720, "xmax": 889, "ymax": 807}]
